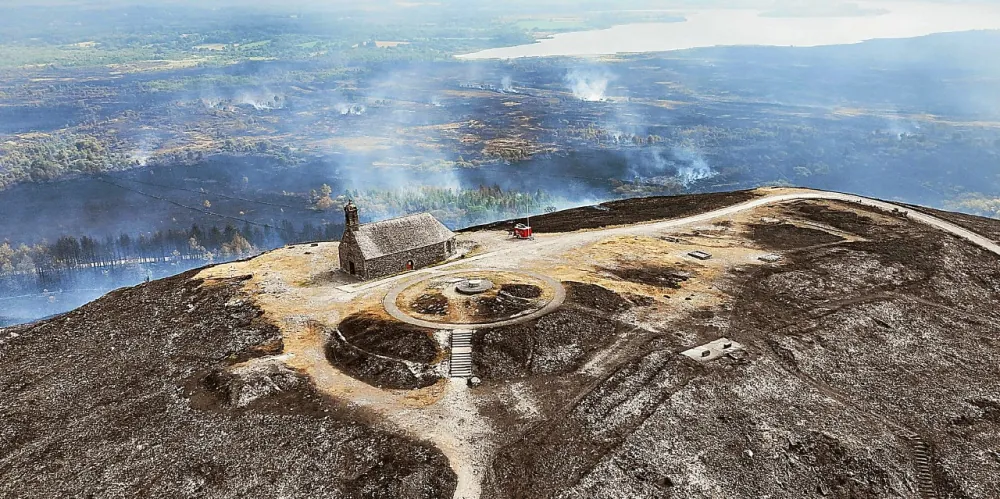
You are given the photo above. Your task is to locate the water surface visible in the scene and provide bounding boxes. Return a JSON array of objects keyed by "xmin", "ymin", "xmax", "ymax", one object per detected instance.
[{"xmin": 459, "ymin": 2, "xmax": 1000, "ymax": 59}]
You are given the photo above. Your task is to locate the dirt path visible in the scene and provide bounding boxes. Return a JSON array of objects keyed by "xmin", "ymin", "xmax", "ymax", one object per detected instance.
[{"xmin": 428, "ymin": 189, "xmax": 1000, "ymax": 284}]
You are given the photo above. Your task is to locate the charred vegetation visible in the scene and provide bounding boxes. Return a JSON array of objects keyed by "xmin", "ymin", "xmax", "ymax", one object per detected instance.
[
  {"xmin": 498, "ymin": 283, "xmax": 543, "ymax": 299},
  {"xmin": 412, "ymin": 292, "xmax": 450, "ymax": 316},
  {"xmin": 471, "ymin": 282, "xmax": 634, "ymax": 381},
  {"xmin": 603, "ymin": 262, "xmax": 692, "ymax": 289},
  {"xmin": 338, "ymin": 312, "xmax": 440, "ymax": 364},
  {"xmin": 748, "ymin": 222, "xmax": 846, "ymax": 250},
  {"xmin": 724, "ymin": 202, "xmax": 1000, "ymax": 498},
  {"xmin": 327, "ymin": 313, "xmax": 442, "ymax": 390},
  {"xmin": 563, "ymin": 281, "xmax": 635, "ymax": 314},
  {"xmin": 465, "ymin": 190, "xmax": 760, "ymax": 233},
  {"xmin": 472, "ymin": 309, "xmax": 623, "ymax": 381},
  {"xmin": 466, "ymin": 292, "xmax": 540, "ymax": 322},
  {"xmin": 326, "ymin": 331, "xmax": 441, "ymax": 390},
  {"xmin": 904, "ymin": 203, "xmax": 1000, "ymax": 242},
  {"xmin": 0, "ymin": 270, "xmax": 457, "ymax": 498}
]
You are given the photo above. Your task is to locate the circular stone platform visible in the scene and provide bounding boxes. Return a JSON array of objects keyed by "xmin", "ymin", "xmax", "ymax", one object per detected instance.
[
  {"xmin": 383, "ymin": 269, "xmax": 566, "ymax": 330},
  {"xmin": 456, "ymin": 278, "xmax": 494, "ymax": 295}
]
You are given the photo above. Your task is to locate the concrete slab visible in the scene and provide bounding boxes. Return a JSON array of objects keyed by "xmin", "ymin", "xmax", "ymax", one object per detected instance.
[{"xmin": 681, "ymin": 337, "xmax": 744, "ymax": 362}]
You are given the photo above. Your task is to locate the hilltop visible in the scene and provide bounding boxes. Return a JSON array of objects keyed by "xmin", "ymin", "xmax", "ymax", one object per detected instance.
[{"xmin": 2, "ymin": 187, "xmax": 1000, "ymax": 499}]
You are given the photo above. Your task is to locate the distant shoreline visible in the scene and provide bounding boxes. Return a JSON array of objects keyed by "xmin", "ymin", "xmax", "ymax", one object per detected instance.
[{"xmin": 458, "ymin": 4, "xmax": 1000, "ymax": 60}]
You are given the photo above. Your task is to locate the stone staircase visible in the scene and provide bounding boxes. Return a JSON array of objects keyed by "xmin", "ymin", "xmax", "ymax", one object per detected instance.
[
  {"xmin": 903, "ymin": 433, "xmax": 938, "ymax": 499},
  {"xmin": 450, "ymin": 329, "xmax": 474, "ymax": 378}
]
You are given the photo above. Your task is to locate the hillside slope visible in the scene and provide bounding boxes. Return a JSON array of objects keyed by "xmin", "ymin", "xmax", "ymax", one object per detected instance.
[
  {"xmin": 0, "ymin": 270, "xmax": 456, "ymax": 498},
  {"xmin": 2, "ymin": 188, "xmax": 999, "ymax": 498}
]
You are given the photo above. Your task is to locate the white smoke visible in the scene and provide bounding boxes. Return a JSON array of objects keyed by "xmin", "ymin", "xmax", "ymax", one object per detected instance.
[
  {"xmin": 235, "ymin": 89, "xmax": 284, "ymax": 110},
  {"xmin": 336, "ymin": 103, "xmax": 366, "ymax": 115},
  {"xmin": 200, "ymin": 96, "xmax": 225, "ymax": 109},
  {"xmin": 885, "ymin": 118, "xmax": 921, "ymax": 140},
  {"xmin": 672, "ymin": 147, "xmax": 718, "ymax": 186},
  {"xmin": 629, "ymin": 147, "xmax": 717, "ymax": 188},
  {"xmin": 130, "ymin": 135, "xmax": 158, "ymax": 166},
  {"xmin": 565, "ymin": 69, "xmax": 614, "ymax": 102},
  {"xmin": 500, "ymin": 75, "xmax": 516, "ymax": 93}
]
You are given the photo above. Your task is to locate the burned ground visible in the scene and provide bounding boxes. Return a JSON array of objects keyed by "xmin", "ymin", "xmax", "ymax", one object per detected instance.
[
  {"xmin": 472, "ymin": 309, "xmax": 623, "ymax": 381},
  {"xmin": 328, "ymin": 313, "xmax": 442, "ymax": 390},
  {"xmin": 412, "ymin": 292, "xmax": 450, "ymax": 316},
  {"xmin": 498, "ymin": 283, "xmax": 542, "ymax": 299},
  {"xmin": 338, "ymin": 311, "xmax": 440, "ymax": 364},
  {"xmin": 465, "ymin": 292, "xmax": 540, "ymax": 322},
  {"xmin": 471, "ymin": 282, "xmax": 638, "ymax": 381},
  {"xmin": 6, "ymin": 193, "xmax": 1000, "ymax": 499},
  {"xmin": 726, "ymin": 202, "xmax": 1000, "ymax": 498},
  {"xmin": 0, "ymin": 271, "xmax": 456, "ymax": 499},
  {"xmin": 563, "ymin": 281, "xmax": 635, "ymax": 314},
  {"xmin": 602, "ymin": 262, "xmax": 692, "ymax": 289},
  {"xmin": 326, "ymin": 329, "xmax": 442, "ymax": 390},
  {"xmin": 904, "ymin": 203, "xmax": 1000, "ymax": 242},
  {"xmin": 484, "ymin": 337, "xmax": 917, "ymax": 499},
  {"xmin": 747, "ymin": 222, "xmax": 846, "ymax": 250},
  {"xmin": 480, "ymin": 201, "xmax": 1000, "ymax": 499},
  {"xmin": 780, "ymin": 201, "xmax": 877, "ymax": 234},
  {"xmin": 462, "ymin": 190, "xmax": 759, "ymax": 234}
]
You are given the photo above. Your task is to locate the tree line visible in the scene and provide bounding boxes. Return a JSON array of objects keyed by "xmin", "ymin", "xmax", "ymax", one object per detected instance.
[
  {"xmin": 0, "ymin": 220, "xmax": 344, "ymax": 277},
  {"xmin": 322, "ymin": 184, "xmax": 556, "ymax": 228}
]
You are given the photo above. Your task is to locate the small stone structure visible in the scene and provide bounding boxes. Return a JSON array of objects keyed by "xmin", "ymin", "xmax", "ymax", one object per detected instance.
[
  {"xmin": 681, "ymin": 338, "xmax": 744, "ymax": 362},
  {"xmin": 688, "ymin": 250, "xmax": 713, "ymax": 261},
  {"xmin": 338, "ymin": 202, "xmax": 457, "ymax": 280},
  {"xmin": 456, "ymin": 278, "xmax": 494, "ymax": 295}
]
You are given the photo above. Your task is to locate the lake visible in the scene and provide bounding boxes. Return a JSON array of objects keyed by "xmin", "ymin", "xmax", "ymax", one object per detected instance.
[{"xmin": 458, "ymin": 1, "xmax": 1000, "ymax": 59}]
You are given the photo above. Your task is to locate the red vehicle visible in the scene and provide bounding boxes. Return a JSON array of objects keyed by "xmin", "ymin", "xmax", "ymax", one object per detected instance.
[{"xmin": 510, "ymin": 223, "xmax": 534, "ymax": 240}]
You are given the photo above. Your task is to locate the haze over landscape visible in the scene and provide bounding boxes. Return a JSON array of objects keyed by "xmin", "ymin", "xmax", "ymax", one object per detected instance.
[
  {"xmin": 4, "ymin": 2, "xmax": 1000, "ymax": 499},
  {"xmin": 0, "ymin": 0, "xmax": 996, "ymax": 324}
]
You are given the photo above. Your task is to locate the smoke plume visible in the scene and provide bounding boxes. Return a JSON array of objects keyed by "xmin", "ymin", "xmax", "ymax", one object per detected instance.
[
  {"xmin": 672, "ymin": 147, "xmax": 718, "ymax": 186},
  {"xmin": 500, "ymin": 75, "xmax": 516, "ymax": 93},
  {"xmin": 565, "ymin": 69, "xmax": 615, "ymax": 102}
]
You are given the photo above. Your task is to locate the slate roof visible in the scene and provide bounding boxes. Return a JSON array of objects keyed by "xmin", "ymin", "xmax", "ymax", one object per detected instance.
[{"xmin": 350, "ymin": 213, "xmax": 455, "ymax": 260}]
